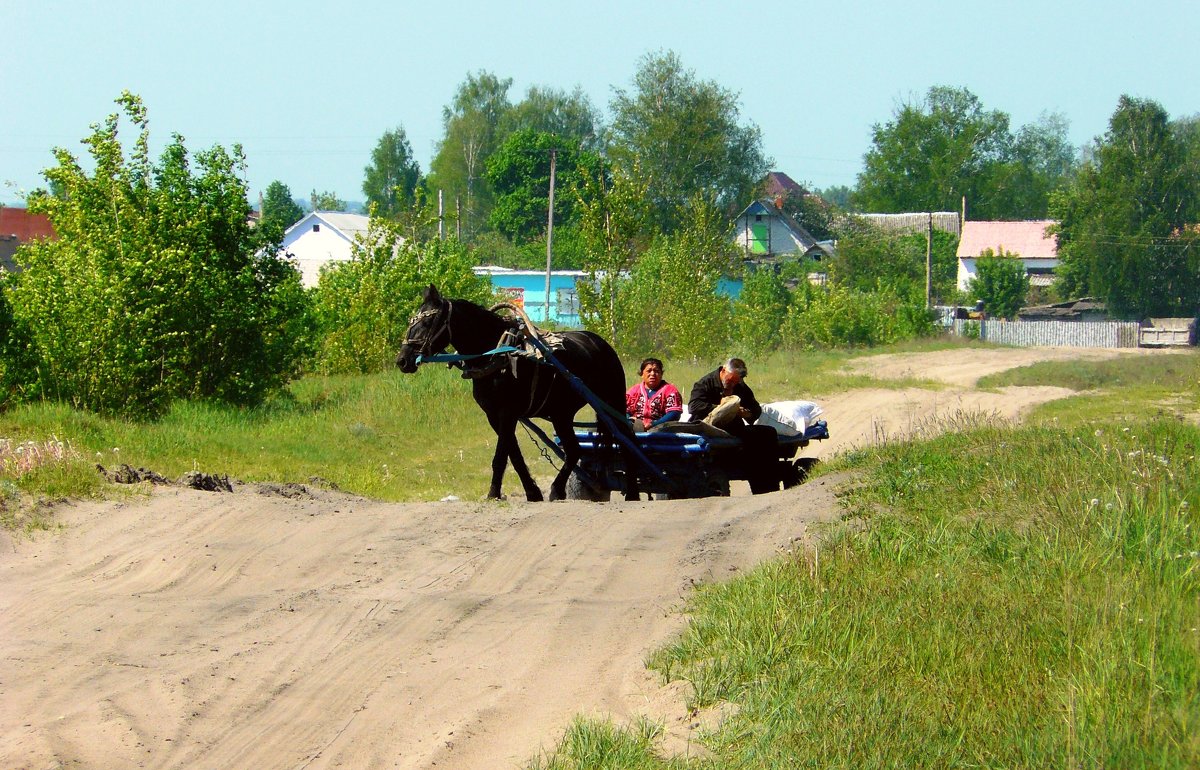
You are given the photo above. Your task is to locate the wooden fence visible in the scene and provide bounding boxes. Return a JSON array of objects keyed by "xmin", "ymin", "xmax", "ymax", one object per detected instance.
[{"xmin": 951, "ymin": 319, "xmax": 1142, "ymax": 348}]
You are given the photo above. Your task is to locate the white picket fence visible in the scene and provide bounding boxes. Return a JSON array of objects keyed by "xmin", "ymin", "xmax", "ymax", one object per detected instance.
[{"xmin": 951, "ymin": 319, "xmax": 1142, "ymax": 348}]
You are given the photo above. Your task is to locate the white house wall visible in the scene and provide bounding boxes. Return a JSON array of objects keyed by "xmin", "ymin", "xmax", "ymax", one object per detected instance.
[
  {"xmin": 957, "ymin": 257, "xmax": 1059, "ymax": 291},
  {"xmin": 282, "ymin": 216, "xmax": 357, "ymax": 287},
  {"xmin": 733, "ymin": 215, "xmax": 806, "ymax": 257}
]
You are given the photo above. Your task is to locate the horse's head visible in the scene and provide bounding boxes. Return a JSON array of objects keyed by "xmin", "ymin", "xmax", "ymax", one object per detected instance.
[{"xmin": 396, "ymin": 284, "xmax": 451, "ymax": 373}]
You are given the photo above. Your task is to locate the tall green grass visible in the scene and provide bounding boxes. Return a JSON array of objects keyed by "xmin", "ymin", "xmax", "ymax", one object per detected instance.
[
  {"xmin": 618, "ymin": 419, "xmax": 1198, "ymax": 769},
  {"xmin": 533, "ymin": 349, "xmax": 1199, "ymax": 769}
]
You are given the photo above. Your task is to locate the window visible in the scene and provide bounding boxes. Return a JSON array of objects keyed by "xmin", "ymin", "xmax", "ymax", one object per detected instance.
[{"xmin": 312, "ymin": 224, "xmax": 320, "ymax": 232}]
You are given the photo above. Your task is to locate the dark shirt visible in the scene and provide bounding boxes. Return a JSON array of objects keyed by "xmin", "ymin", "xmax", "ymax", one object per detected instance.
[{"xmin": 688, "ymin": 368, "xmax": 762, "ymax": 425}]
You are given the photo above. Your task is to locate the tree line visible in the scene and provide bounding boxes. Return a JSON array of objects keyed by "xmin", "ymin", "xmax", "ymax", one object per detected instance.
[{"xmin": 1, "ymin": 52, "xmax": 1197, "ymax": 419}]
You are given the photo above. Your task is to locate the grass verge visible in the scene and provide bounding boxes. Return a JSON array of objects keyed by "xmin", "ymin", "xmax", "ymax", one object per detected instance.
[{"xmin": 533, "ymin": 351, "xmax": 1200, "ymax": 768}]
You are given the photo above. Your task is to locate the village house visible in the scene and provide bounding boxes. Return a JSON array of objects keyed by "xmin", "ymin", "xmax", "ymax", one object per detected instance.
[
  {"xmin": 956, "ymin": 220, "xmax": 1058, "ymax": 291},
  {"xmin": 279, "ymin": 211, "xmax": 373, "ymax": 288}
]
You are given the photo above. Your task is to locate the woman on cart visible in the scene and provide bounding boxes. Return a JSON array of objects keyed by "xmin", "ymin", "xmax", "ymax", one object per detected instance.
[{"xmin": 625, "ymin": 357, "xmax": 683, "ymax": 432}]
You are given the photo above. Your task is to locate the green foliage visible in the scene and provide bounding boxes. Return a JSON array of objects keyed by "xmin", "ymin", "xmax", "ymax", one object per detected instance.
[
  {"xmin": 310, "ymin": 189, "xmax": 346, "ymax": 212},
  {"xmin": 576, "ymin": 168, "xmax": 655, "ymax": 341},
  {"xmin": 607, "ymin": 50, "xmax": 769, "ymax": 230},
  {"xmin": 781, "ymin": 284, "xmax": 937, "ymax": 349},
  {"xmin": 362, "ymin": 126, "xmax": 422, "ymax": 219},
  {"xmin": 970, "ymin": 249, "xmax": 1030, "ymax": 319},
  {"xmin": 427, "ymin": 70, "xmax": 514, "ymax": 240},
  {"xmin": 1050, "ymin": 96, "xmax": 1200, "ymax": 318},
  {"xmin": 731, "ymin": 268, "xmax": 791, "ymax": 355},
  {"xmin": 0, "ymin": 276, "xmax": 39, "ymax": 409},
  {"xmin": 485, "ymin": 129, "xmax": 602, "ymax": 244},
  {"xmin": 10, "ymin": 92, "xmax": 312, "ymax": 419},
  {"xmin": 501, "ymin": 85, "xmax": 602, "ymax": 151},
  {"xmin": 259, "ymin": 180, "xmax": 304, "ymax": 239},
  {"xmin": 310, "ymin": 218, "xmax": 491, "ymax": 374},
  {"xmin": 828, "ymin": 220, "xmax": 958, "ymax": 304},
  {"xmin": 856, "ymin": 86, "xmax": 1076, "ymax": 219},
  {"xmin": 610, "ymin": 195, "xmax": 737, "ymax": 360}
]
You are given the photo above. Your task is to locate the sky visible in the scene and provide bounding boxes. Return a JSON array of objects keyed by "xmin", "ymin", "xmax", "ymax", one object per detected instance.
[{"xmin": 2, "ymin": 0, "xmax": 1197, "ymax": 207}]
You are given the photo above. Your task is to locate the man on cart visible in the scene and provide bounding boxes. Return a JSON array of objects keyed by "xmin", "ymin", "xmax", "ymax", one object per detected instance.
[{"xmin": 687, "ymin": 357, "xmax": 782, "ymax": 494}]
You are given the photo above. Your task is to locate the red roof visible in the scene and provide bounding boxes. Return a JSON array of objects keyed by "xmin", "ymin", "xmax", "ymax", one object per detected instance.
[
  {"xmin": 762, "ymin": 171, "xmax": 806, "ymax": 198},
  {"xmin": 0, "ymin": 207, "xmax": 56, "ymax": 241},
  {"xmin": 956, "ymin": 220, "xmax": 1056, "ymax": 259}
]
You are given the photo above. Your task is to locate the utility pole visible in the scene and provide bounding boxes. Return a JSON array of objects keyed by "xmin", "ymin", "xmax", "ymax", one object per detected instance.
[{"xmin": 544, "ymin": 148, "xmax": 557, "ymax": 324}]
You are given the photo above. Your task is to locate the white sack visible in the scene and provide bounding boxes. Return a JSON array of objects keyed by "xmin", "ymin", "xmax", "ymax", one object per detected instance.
[{"xmin": 757, "ymin": 400, "xmax": 824, "ymax": 436}]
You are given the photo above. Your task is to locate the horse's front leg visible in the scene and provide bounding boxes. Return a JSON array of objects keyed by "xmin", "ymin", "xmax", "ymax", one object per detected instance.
[
  {"xmin": 486, "ymin": 413, "xmax": 543, "ymax": 502},
  {"xmin": 549, "ymin": 415, "xmax": 580, "ymax": 501}
]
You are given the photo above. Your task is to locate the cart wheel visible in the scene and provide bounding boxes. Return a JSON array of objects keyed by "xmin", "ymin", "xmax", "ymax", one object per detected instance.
[
  {"xmin": 566, "ymin": 469, "xmax": 611, "ymax": 502},
  {"xmin": 705, "ymin": 470, "xmax": 731, "ymax": 497},
  {"xmin": 782, "ymin": 458, "xmax": 819, "ymax": 488}
]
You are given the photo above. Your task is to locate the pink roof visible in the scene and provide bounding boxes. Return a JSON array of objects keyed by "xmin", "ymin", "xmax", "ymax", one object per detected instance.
[{"xmin": 956, "ymin": 220, "xmax": 1056, "ymax": 259}]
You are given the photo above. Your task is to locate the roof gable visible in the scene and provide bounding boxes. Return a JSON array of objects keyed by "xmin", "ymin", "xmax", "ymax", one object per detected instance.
[
  {"xmin": 283, "ymin": 212, "xmax": 370, "ymax": 243},
  {"xmin": 957, "ymin": 220, "xmax": 1057, "ymax": 259}
]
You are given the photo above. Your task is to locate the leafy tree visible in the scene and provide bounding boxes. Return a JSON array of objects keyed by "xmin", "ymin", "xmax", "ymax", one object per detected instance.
[
  {"xmin": 970, "ymin": 250, "xmax": 1029, "ymax": 319},
  {"xmin": 427, "ymin": 71, "xmax": 514, "ymax": 240},
  {"xmin": 260, "ymin": 180, "xmax": 304, "ymax": 238},
  {"xmin": 576, "ymin": 167, "xmax": 655, "ymax": 341},
  {"xmin": 362, "ymin": 126, "xmax": 422, "ymax": 218},
  {"xmin": 310, "ymin": 219, "xmax": 490, "ymax": 374},
  {"xmin": 731, "ymin": 267, "xmax": 792, "ymax": 354},
  {"xmin": 613, "ymin": 194, "xmax": 737, "ymax": 359},
  {"xmin": 1050, "ymin": 96, "xmax": 1200, "ymax": 317},
  {"xmin": 485, "ymin": 128, "xmax": 601, "ymax": 244},
  {"xmin": 9, "ymin": 92, "xmax": 312, "ymax": 418},
  {"xmin": 855, "ymin": 87, "xmax": 1076, "ymax": 219},
  {"xmin": 310, "ymin": 189, "xmax": 346, "ymax": 212},
  {"xmin": 827, "ymin": 219, "xmax": 958, "ymax": 304},
  {"xmin": 608, "ymin": 50, "xmax": 769, "ymax": 230},
  {"xmin": 987, "ymin": 113, "xmax": 1078, "ymax": 218},
  {"xmin": 856, "ymin": 86, "xmax": 1011, "ymax": 216},
  {"xmin": 817, "ymin": 185, "xmax": 854, "ymax": 210},
  {"xmin": 502, "ymin": 86, "xmax": 603, "ymax": 151}
]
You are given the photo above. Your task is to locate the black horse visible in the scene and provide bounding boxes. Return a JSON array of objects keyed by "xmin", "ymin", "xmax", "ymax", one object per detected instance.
[{"xmin": 396, "ymin": 284, "xmax": 639, "ymax": 502}]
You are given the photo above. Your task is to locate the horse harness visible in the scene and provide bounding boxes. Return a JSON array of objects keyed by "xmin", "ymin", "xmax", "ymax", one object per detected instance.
[{"xmin": 408, "ymin": 300, "xmax": 566, "ymax": 417}]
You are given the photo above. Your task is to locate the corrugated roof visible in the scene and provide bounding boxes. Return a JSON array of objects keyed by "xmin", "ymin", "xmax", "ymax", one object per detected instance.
[
  {"xmin": 957, "ymin": 220, "xmax": 1057, "ymax": 259},
  {"xmin": 315, "ymin": 212, "xmax": 370, "ymax": 235},
  {"xmin": 848, "ymin": 212, "xmax": 962, "ymax": 237},
  {"xmin": 0, "ymin": 207, "xmax": 56, "ymax": 241}
]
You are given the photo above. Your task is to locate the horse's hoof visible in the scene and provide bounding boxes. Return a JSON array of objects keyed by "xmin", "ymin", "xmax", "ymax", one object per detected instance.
[
  {"xmin": 548, "ymin": 487, "xmax": 564, "ymax": 502},
  {"xmin": 526, "ymin": 489, "xmax": 545, "ymax": 502},
  {"xmin": 487, "ymin": 490, "xmax": 505, "ymax": 500}
]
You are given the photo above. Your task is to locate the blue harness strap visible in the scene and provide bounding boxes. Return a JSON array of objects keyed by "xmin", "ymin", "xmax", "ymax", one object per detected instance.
[{"xmin": 416, "ymin": 345, "xmax": 522, "ymax": 365}]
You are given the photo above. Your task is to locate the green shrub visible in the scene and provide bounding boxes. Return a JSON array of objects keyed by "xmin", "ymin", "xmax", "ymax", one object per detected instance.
[
  {"xmin": 781, "ymin": 284, "xmax": 936, "ymax": 349},
  {"xmin": 731, "ymin": 267, "xmax": 791, "ymax": 354},
  {"xmin": 310, "ymin": 221, "xmax": 492, "ymax": 374},
  {"xmin": 7, "ymin": 93, "xmax": 312, "ymax": 419}
]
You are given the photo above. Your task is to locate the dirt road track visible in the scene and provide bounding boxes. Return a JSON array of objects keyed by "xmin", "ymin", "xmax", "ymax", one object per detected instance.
[{"xmin": 0, "ymin": 346, "xmax": 1178, "ymax": 769}]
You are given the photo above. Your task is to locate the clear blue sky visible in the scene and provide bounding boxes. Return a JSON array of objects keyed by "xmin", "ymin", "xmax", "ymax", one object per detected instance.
[{"xmin": 3, "ymin": 0, "xmax": 1197, "ymax": 206}]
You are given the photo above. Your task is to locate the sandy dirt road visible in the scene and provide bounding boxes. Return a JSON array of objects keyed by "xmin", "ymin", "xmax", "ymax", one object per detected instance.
[{"xmin": 0, "ymin": 346, "xmax": 1174, "ymax": 769}]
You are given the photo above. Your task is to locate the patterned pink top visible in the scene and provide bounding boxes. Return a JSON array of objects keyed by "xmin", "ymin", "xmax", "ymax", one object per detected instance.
[{"xmin": 625, "ymin": 381, "xmax": 683, "ymax": 425}]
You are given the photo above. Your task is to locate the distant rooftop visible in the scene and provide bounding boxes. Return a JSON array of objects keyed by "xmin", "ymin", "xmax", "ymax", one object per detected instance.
[{"xmin": 957, "ymin": 220, "xmax": 1057, "ymax": 259}]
